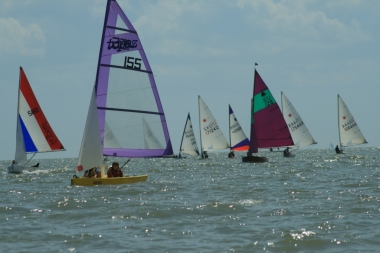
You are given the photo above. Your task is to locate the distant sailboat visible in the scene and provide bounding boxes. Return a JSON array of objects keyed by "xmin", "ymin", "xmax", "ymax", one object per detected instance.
[
  {"xmin": 71, "ymin": 0, "xmax": 172, "ymax": 186},
  {"xmin": 198, "ymin": 96, "xmax": 229, "ymax": 158},
  {"xmin": 8, "ymin": 67, "xmax": 65, "ymax": 174},
  {"xmin": 179, "ymin": 113, "xmax": 199, "ymax": 157},
  {"xmin": 228, "ymin": 105, "xmax": 249, "ymax": 158},
  {"xmin": 336, "ymin": 94, "xmax": 367, "ymax": 153},
  {"xmin": 281, "ymin": 91, "xmax": 317, "ymax": 156},
  {"xmin": 242, "ymin": 69, "xmax": 294, "ymax": 163}
]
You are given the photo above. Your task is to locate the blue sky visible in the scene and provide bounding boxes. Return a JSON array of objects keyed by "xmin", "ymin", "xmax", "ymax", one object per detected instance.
[{"xmin": 1, "ymin": 0, "xmax": 379, "ymax": 160}]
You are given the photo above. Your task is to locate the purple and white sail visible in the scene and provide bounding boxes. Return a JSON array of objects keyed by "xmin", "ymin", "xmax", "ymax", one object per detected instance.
[{"xmin": 94, "ymin": 0, "xmax": 173, "ymax": 158}]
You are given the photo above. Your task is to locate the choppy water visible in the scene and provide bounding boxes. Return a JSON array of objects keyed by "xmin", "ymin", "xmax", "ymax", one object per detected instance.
[{"xmin": 1, "ymin": 148, "xmax": 380, "ymax": 252}]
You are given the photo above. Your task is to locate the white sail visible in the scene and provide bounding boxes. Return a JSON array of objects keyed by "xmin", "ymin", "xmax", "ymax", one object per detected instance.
[
  {"xmin": 338, "ymin": 94, "xmax": 367, "ymax": 147},
  {"xmin": 179, "ymin": 113, "xmax": 199, "ymax": 156},
  {"xmin": 143, "ymin": 118, "xmax": 164, "ymax": 149},
  {"xmin": 77, "ymin": 87, "xmax": 104, "ymax": 173},
  {"xmin": 198, "ymin": 96, "xmax": 229, "ymax": 152},
  {"xmin": 281, "ymin": 92, "xmax": 317, "ymax": 148},
  {"xmin": 229, "ymin": 105, "xmax": 249, "ymax": 151}
]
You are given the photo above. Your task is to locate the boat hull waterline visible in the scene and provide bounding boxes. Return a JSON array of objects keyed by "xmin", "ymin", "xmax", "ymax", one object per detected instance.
[
  {"xmin": 242, "ymin": 156, "xmax": 268, "ymax": 163},
  {"xmin": 71, "ymin": 175, "xmax": 148, "ymax": 186}
]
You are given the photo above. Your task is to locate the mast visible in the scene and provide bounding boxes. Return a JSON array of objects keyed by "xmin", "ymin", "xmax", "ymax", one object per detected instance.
[
  {"xmin": 179, "ymin": 113, "xmax": 189, "ymax": 156},
  {"xmin": 228, "ymin": 104, "xmax": 232, "ymax": 151},
  {"xmin": 198, "ymin": 96, "xmax": 203, "ymax": 158},
  {"xmin": 338, "ymin": 94, "xmax": 342, "ymax": 151}
]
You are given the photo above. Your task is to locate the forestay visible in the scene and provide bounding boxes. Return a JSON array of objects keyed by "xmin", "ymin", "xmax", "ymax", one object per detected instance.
[{"xmin": 95, "ymin": 0, "xmax": 173, "ymax": 157}]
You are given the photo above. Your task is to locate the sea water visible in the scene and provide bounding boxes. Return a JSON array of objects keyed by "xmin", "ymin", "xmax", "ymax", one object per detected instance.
[{"xmin": 1, "ymin": 147, "xmax": 380, "ymax": 252}]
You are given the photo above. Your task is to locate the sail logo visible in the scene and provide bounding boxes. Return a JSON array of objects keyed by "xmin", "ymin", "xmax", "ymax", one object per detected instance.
[
  {"xmin": 288, "ymin": 118, "xmax": 304, "ymax": 131},
  {"xmin": 42, "ymin": 122, "xmax": 58, "ymax": 145},
  {"xmin": 27, "ymin": 107, "xmax": 39, "ymax": 116},
  {"xmin": 341, "ymin": 118, "xmax": 356, "ymax": 131},
  {"xmin": 107, "ymin": 37, "xmax": 138, "ymax": 51},
  {"xmin": 184, "ymin": 130, "xmax": 194, "ymax": 138},
  {"xmin": 230, "ymin": 122, "xmax": 242, "ymax": 133},
  {"xmin": 203, "ymin": 121, "xmax": 218, "ymax": 135},
  {"xmin": 261, "ymin": 91, "xmax": 274, "ymax": 106}
]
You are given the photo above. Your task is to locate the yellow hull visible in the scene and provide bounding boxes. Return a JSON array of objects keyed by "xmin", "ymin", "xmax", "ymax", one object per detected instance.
[{"xmin": 71, "ymin": 175, "xmax": 148, "ymax": 186}]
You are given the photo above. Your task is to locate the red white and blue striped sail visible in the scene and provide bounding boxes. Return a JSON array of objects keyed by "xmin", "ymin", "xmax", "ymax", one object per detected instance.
[
  {"xmin": 14, "ymin": 67, "xmax": 65, "ymax": 163},
  {"xmin": 229, "ymin": 105, "xmax": 249, "ymax": 151},
  {"xmin": 95, "ymin": 0, "xmax": 173, "ymax": 157},
  {"xmin": 249, "ymin": 70, "xmax": 293, "ymax": 153}
]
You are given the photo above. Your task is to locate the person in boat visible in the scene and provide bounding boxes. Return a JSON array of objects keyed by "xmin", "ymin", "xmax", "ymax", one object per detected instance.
[
  {"xmin": 12, "ymin": 160, "xmax": 17, "ymax": 164},
  {"xmin": 335, "ymin": 145, "xmax": 342, "ymax": 154},
  {"xmin": 247, "ymin": 150, "xmax": 252, "ymax": 157},
  {"xmin": 83, "ymin": 167, "xmax": 99, "ymax": 178},
  {"xmin": 202, "ymin": 151, "xmax": 208, "ymax": 159},
  {"xmin": 270, "ymin": 148, "xmax": 273, "ymax": 152},
  {"xmin": 283, "ymin": 147, "xmax": 290, "ymax": 157},
  {"xmin": 228, "ymin": 150, "xmax": 235, "ymax": 158},
  {"xmin": 107, "ymin": 161, "xmax": 124, "ymax": 177}
]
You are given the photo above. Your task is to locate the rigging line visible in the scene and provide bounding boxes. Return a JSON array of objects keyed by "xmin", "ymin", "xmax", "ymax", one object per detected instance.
[
  {"xmin": 97, "ymin": 107, "xmax": 164, "ymax": 115},
  {"xmin": 106, "ymin": 26, "xmax": 137, "ymax": 34},
  {"xmin": 100, "ymin": 64, "xmax": 153, "ymax": 74}
]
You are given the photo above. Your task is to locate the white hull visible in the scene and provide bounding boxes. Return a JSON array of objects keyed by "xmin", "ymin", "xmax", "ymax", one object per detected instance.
[{"xmin": 7, "ymin": 164, "xmax": 33, "ymax": 174}]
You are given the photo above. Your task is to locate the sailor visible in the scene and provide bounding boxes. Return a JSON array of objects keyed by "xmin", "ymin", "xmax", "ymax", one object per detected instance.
[
  {"xmin": 107, "ymin": 162, "xmax": 124, "ymax": 177},
  {"xmin": 335, "ymin": 145, "xmax": 342, "ymax": 154},
  {"xmin": 283, "ymin": 147, "xmax": 290, "ymax": 157}
]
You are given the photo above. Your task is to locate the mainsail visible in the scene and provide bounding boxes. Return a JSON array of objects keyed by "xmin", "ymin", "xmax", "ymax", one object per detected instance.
[
  {"xmin": 198, "ymin": 96, "xmax": 229, "ymax": 152},
  {"xmin": 249, "ymin": 70, "xmax": 293, "ymax": 153},
  {"xmin": 281, "ymin": 92, "xmax": 317, "ymax": 148},
  {"xmin": 14, "ymin": 67, "xmax": 65, "ymax": 163},
  {"xmin": 179, "ymin": 113, "xmax": 199, "ymax": 156},
  {"xmin": 229, "ymin": 105, "xmax": 249, "ymax": 151},
  {"xmin": 338, "ymin": 94, "xmax": 367, "ymax": 148},
  {"xmin": 95, "ymin": 0, "xmax": 173, "ymax": 158}
]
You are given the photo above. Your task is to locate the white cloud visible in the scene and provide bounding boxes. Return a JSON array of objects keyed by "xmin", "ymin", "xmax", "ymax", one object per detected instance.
[
  {"xmin": 235, "ymin": 0, "xmax": 371, "ymax": 46},
  {"xmin": 0, "ymin": 17, "xmax": 46, "ymax": 56}
]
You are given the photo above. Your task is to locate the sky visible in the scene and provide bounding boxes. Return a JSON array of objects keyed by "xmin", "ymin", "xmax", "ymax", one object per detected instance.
[{"xmin": 1, "ymin": 0, "xmax": 379, "ymax": 160}]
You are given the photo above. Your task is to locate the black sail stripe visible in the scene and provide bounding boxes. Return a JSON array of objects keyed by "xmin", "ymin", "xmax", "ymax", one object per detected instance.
[{"xmin": 98, "ymin": 107, "xmax": 164, "ymax": 115}]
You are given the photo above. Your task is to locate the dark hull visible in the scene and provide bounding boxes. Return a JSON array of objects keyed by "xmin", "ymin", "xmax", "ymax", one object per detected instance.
[{"xmin": 242, "ymin": 156, "xmax": 268, "ymax": 163}]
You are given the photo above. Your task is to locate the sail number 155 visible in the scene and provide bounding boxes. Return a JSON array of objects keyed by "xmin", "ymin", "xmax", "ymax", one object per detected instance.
[{"xmin": 124, "ymin": 56, "xmax": 141, "ymax": 70}]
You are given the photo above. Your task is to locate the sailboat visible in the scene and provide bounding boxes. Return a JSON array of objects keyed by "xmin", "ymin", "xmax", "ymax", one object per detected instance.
[
  {"xmin": 71, "ymin": 0, "xmax": 173, "ymax": 186},
  {"xmin": 228, "ymin": 105, "xmax": 250, "ymax": 158},
  {"xmin": 178, "ymin": 113, "xmax": 199, "ymax": 157},
  {"xmin": 281, "ymin": 91, "xmax": 317, "ymax": 156},
  {"xmin": 336, "ymin": 94, "xmax": 367, "ymax": 153},
  {"xmin": 8, "ymin": 67, "xmax": 65, "ymax": 174},
  {"xmin": 242, "ymin": 68, "xmax": 294, "ymax": 163},
  {"xmin": 198, "ymin": 96, "xmax": 229, "ymax": 158}
]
